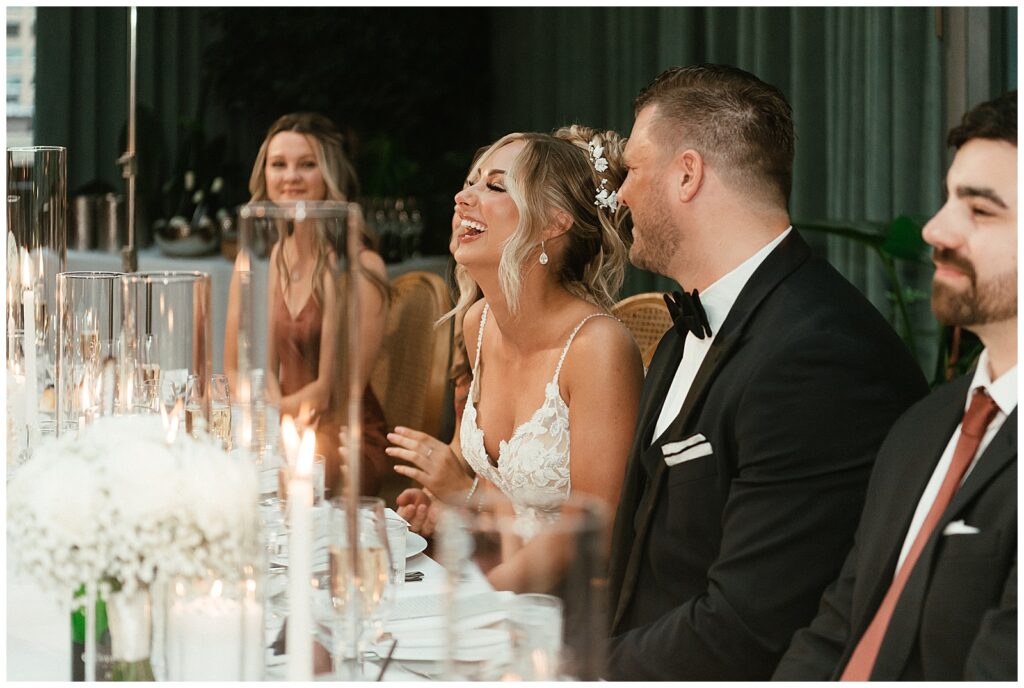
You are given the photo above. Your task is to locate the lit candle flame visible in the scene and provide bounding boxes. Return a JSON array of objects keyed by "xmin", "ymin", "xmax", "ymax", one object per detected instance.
[
  {"xmin": 80, "ymin": 381, "xmax": 90, "ymax": 417},
  {"xmin": 297, "ymin": 428, "xmax": 315, "ymax": 477},
  {"xmin": 20, "ymin": 251, "xmax": 32, "ymax": 288},
  {"xmin": 281, "ymin": 414, "xmax": 300, "ymax": 467}
]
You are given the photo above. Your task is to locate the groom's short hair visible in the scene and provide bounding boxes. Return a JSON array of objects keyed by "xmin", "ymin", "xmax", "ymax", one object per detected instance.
[{"xmin": 635, "ymin": 64, "xmax": 794, "ymax": 210}]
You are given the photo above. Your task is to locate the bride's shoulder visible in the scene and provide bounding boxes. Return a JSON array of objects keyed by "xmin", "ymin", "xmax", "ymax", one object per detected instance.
[{"xmin": 563, "ymin": 312, "xmax": 642, "ymax": 378}]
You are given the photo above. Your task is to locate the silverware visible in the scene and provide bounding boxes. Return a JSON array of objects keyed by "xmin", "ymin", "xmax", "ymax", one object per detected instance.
[{"xmin": 375, "ymin": 638, "xmax": 398, "ymax": 681}]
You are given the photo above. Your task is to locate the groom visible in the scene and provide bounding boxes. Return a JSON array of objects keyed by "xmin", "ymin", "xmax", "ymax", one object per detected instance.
[{"xmin": 605, "ymin": 64, "xmax": 929, "ymax": 680}]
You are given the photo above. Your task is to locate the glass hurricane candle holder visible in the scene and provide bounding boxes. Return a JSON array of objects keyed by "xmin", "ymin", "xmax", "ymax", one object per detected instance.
[
  {"xmin": 55, "ymin": 271, "xmax": 123, "ymax": 436},
  {"xmin": 121, "ymin": 271, "xmax": 212, "ymax": 428},
  {"xmin": 436, "ymin": 492, "xmax": 609, "ymax": 680},
  {"xmin": 8, "ymin": 147, "xmax": 68, "ymax": 411},
  {"xmin": 165, "ymin": 571, "xmax": 264, "ymax": 680}
]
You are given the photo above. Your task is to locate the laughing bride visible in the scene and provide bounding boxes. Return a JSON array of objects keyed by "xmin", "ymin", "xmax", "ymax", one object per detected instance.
[{"xmin": 384, "ymin": 126, "xmax": 644, "ymax": 591}]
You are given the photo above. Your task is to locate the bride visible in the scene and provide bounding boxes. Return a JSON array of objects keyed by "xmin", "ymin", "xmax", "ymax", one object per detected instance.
[{"xmin": 385, "ymin": 126, "xmax": 644, "ymax": 590}]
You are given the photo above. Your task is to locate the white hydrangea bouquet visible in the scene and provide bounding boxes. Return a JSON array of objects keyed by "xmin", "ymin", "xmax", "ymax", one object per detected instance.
[{"xmin": 7, "ymin": 414, "xmax": 259, "ymax": 601}]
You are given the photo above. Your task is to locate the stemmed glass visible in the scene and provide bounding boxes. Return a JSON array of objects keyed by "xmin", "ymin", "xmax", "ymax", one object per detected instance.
[
  {"xmin": 328, "ymin": 496, "xmax": 396, "ymax": 677},
  {"xmin": 209, "ymin": 373, "xmax": 231, "ymax": 449}
]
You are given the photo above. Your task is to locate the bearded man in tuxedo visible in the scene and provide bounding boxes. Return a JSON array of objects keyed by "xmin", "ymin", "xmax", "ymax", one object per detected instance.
[
  {"xmin": 604, "ymin": 63, "xmax": 929, "ymax": 680},
  {"xmin": 775, "ymin": 91, "xmax": 1017, "ymax": 682}
]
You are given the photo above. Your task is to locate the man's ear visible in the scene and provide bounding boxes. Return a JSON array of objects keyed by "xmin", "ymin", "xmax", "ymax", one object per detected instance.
[{"xmin": 673, "ymin": 149, "xmax": 705, "ymax": 203}]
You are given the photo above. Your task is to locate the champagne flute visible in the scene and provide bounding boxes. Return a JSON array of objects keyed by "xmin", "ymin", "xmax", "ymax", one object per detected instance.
[
  {"xmin": 328, "ymin": 497, "xmax": 396, "ymax": 677},
  {"xmin": 184, "ymin": 374, "xmax": 204, "ymax": 436}
]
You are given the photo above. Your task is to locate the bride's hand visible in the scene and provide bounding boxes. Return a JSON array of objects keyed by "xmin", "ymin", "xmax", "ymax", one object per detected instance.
[
  {"xmin": 395, "ymin": 488, "xmax": 440, "ymax": 537},
  {"xmin": 385, "ymin": 426, "xmax": 473, "ymax": 502}
]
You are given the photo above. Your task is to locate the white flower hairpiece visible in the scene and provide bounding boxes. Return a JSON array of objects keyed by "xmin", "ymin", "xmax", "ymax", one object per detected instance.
[{"xmin": 588, "ymin": 135, "xmax": 619, "ymax": 213}]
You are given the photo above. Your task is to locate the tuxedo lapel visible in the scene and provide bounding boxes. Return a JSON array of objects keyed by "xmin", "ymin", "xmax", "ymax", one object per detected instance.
[
  {"xmin": 637, "ymin": 332, "xmax": 685, "ymax": 447},
  {"xmin": 851, "ymin": 379, "xmax": 972, "ymax": 640},
  {"xmin": 650, "ymin": 230, "xmax": 811, "ymax": 449},
  {"xmin": 944, "ymin": 407, "xmax": 1017, "ymax": 518},
  {"xmin": 873, "ymin": 407, "xmax": 1017, "ymax": 679},
  {"xmin": 611, "ymin": 230, "xmax": 811, "ymax": 633},
  {"xmin": 608, "ymin": 330, "xmax": 683, "ymax": 630}
]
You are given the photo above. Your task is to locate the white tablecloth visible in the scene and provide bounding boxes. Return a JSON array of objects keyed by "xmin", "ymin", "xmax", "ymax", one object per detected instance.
[{"xmin": 67, "ymin": 248, "xmax": 449, "ymax": 374}]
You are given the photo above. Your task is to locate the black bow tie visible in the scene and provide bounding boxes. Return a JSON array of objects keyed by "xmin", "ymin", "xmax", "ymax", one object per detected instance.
[{"xmin": 664, "ymin": 289, "xmax": 713, "ymax": 340}]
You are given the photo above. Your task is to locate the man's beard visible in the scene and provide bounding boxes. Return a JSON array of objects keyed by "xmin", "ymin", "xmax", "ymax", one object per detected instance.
[
  {"xmin": 931, "ymin": 248, "xmax": 1017, "ymax": 326},
  {"xmin": 628, "ymin": 200, "xmax": 680, "ymax": 277}
]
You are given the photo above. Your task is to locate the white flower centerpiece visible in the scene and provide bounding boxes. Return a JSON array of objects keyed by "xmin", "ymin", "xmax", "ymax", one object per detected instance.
[{"xmin": 7, "ymin": 414, "xmax": 259, "ymax": 680}]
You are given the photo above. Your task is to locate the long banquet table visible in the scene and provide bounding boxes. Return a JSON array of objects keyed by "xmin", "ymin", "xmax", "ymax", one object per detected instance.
[{"xmin": 7, "ymin": 520, "xmax": 497, "ymax": 681}]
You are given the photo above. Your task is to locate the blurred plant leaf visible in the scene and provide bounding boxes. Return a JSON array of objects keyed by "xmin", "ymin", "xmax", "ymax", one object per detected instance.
[{"xmin": 881, "ymin": 215, "xmax": 929, "ymax": 262}]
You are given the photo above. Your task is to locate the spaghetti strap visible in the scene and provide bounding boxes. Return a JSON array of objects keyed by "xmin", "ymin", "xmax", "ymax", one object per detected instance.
[
  {"xmin": 472, "ymin": 303, "xmax": 489, "ymax": 373},
  {"xmin": 553, "ymin": 312, "xmax": 617, "ymax": 383}
]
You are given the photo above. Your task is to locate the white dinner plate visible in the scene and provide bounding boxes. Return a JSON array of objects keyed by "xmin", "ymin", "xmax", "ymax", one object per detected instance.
[{"xmin": 405, "ymin": 531, "xmax": 428, "ymax": 559}]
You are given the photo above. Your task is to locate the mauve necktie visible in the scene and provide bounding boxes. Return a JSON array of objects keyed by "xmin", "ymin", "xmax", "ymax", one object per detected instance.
[{"xmin": 840, "ymin": 387, "xmax": 1000, "ymax": 681}]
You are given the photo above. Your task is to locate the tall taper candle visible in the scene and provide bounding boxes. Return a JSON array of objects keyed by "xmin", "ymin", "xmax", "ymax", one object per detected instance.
[
  {"xmin": 22, "ymin": 256, "xmax": 37, "ymax": 431},
  {"xmin": 286, "ymin": 428, "xmax": 315, "ymax": 680}
]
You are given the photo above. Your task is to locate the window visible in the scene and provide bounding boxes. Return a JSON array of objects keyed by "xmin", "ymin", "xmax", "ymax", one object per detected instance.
[
  {"xmin": 7, "ymin": 76, "xmax": 22, "ymax": 103},
  {"xmin": 7, "ymin": 21, "xmax": 18, "ymax": 37},
  {"xmin": 7, "ymin": 47, "xmax": 22, "ymax": 66}
]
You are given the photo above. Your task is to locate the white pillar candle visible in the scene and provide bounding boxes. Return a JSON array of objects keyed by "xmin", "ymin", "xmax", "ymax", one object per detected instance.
[
  {"xmin": 286, "ymin": 428, "xmax": 315, "ymax": 681},
  {"xmin": 167, "ymin": 581, "xmax": 264, "ymax": 681}
]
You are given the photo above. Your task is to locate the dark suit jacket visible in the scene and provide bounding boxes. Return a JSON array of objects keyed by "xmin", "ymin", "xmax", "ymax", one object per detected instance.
[
  {"xmin": 604, "ymin": 231, "xmax": 929, "ymax": 680},
  {"xmin": 774, "ymin": 373, "xmax": 1017, "ymax": 680}
]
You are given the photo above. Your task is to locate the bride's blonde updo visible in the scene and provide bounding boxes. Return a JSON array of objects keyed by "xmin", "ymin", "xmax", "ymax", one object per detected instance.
[{"xmin": 448, "ymin": 126, "xmax": 633, "ymax": 321}]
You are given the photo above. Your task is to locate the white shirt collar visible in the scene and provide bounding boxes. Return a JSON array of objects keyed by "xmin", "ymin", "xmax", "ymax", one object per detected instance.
[
  {"xmin": 699, "ymin": 226, "xmax": 793, "ymax": 334},
  {"xmin": 967, "ymin": 349, "xmax": 1018, "ymax": 416}
]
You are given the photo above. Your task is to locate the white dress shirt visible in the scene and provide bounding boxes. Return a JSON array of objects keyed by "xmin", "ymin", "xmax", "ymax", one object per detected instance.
[
  {"xmin": 651, "ymin": 227, "xmax": 792, "ymax": 443},
  {"xmin": 894, "ymin": 349, "xmax": 1017, "ymax": 573}
]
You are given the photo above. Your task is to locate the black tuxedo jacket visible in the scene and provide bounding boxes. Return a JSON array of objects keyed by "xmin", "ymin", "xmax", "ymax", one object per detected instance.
[
  {"xmin": 605, "ymin": 231, "xmax": 929, "ymax": 680},
  {"xmin": 775, "ymin": 373, "xmax": 1017, "ymax": 680}
]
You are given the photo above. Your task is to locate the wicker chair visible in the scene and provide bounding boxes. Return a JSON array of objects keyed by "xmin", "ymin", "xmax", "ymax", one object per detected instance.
[
  {"xmin": 370, "ymin": 270, "xmax": 453, "ymax": 440},
  {"xmin": 611, "ymin": 292, "xmax": 673, "ymax": 370}
]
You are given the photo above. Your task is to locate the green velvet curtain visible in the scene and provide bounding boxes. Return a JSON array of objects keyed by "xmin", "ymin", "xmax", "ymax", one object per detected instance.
[
  {"xmin": 491, "ymin": 8, "xmax": 942, "ymax": 287},
  {"xmin": 35, "ymin": 7, "xmax": 219, "ymax": 232},
  {"xmin": 34, "ymin": 6, "xmax": 1014, "ymax": 370},
  {"xmin": 487, "ymin": 7, "xmax": 1001, "ymax": 371}
]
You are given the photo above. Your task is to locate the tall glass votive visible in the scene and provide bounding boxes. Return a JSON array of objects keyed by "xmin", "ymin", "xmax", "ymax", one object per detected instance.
[
  {"xmin": 165, "ymin": 572, "xmax": 264, "ymax": 680},
  {"xmin": 8, "ymin": 147, "xmax": 68, "ymax": 414},
  {"xmin": 121, "ymin": 271, "xmax": 212, "ymax": 428},
  {"xmin": 436, "ymin": 492, "xmax": 609, "ymax": 681},
  {"xmin": 6, "ymin": 329, "xmax": 27, "ymax": 465},
  {"xmin": 54, "ymin": 271, "xmax": 123, "ymax": 437}
]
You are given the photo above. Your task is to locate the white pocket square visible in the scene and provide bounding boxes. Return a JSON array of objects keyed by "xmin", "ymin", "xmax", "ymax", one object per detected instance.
[
  {"xmin": 663, "ymin": 437, "xmax": 713, "ymax": 467},
  {"xmin": 943, "ymin": 519, "xmax": 980, "ymax": 535},
  {"xmin": 661, "ymin": 434, "xmax": 707, "ymax": 456}
]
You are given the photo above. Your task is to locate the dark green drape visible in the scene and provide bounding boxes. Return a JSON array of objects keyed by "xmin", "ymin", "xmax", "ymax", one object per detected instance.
[
  {"xmin": 35, "ymin": 7, "xmax": 219, "ymax": 233},
  {"xmin": 488, "ymin": 6, "xmax": 1016, "ymax": 371},
  {"xmin": 34, "ymin": 6, "xmax": 1014, "ymax": 369}
]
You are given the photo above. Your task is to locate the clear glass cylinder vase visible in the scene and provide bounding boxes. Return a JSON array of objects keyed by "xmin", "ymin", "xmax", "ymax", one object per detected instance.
[
  {"xmin": 107, "ymin": 586, "xmax": 155, "ymax": 681},
  {"xmin": 55, "ymin": 271, "xmax": 123, "ymax": 435},
  {"xmin": 165, "ymin": 570, "xmax": 264, "ymax": 680},
  {"xmin": 436, "ymin": 492, "xmax": 609, "ymax": 681},
  {"xmin": 7, "ymin": 146, "xmax": 68, "ymax": 430},
  {"xmin": 121, "ymin": 271, "xmax": 212, "ymax": 431}
]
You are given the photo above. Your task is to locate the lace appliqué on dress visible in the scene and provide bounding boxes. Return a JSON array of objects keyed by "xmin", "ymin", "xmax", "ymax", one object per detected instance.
[{"xmin": 460, "ymin": 304, "xmax": 611, "ymax": 541}]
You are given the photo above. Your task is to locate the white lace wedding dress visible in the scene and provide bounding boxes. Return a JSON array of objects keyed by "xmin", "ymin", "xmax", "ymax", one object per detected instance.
[{"xmin": 460, "ymin": 303, "xmax": 613, "ymax": 541}]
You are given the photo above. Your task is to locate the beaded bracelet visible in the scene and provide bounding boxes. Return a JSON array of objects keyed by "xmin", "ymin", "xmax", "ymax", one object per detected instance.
[{"xmin": 464, "ymin": 475, "xmax": 480, "ymax": 508}]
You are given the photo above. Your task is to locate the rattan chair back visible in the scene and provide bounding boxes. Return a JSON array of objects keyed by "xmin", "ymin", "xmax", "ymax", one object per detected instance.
[
  {"xmin": 611, "ymin": 292, "xmax": 673, "ymax": 369},
  {"xmin": 370, "ymin": 271, "xmax": 452, "ymax": 439}
]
